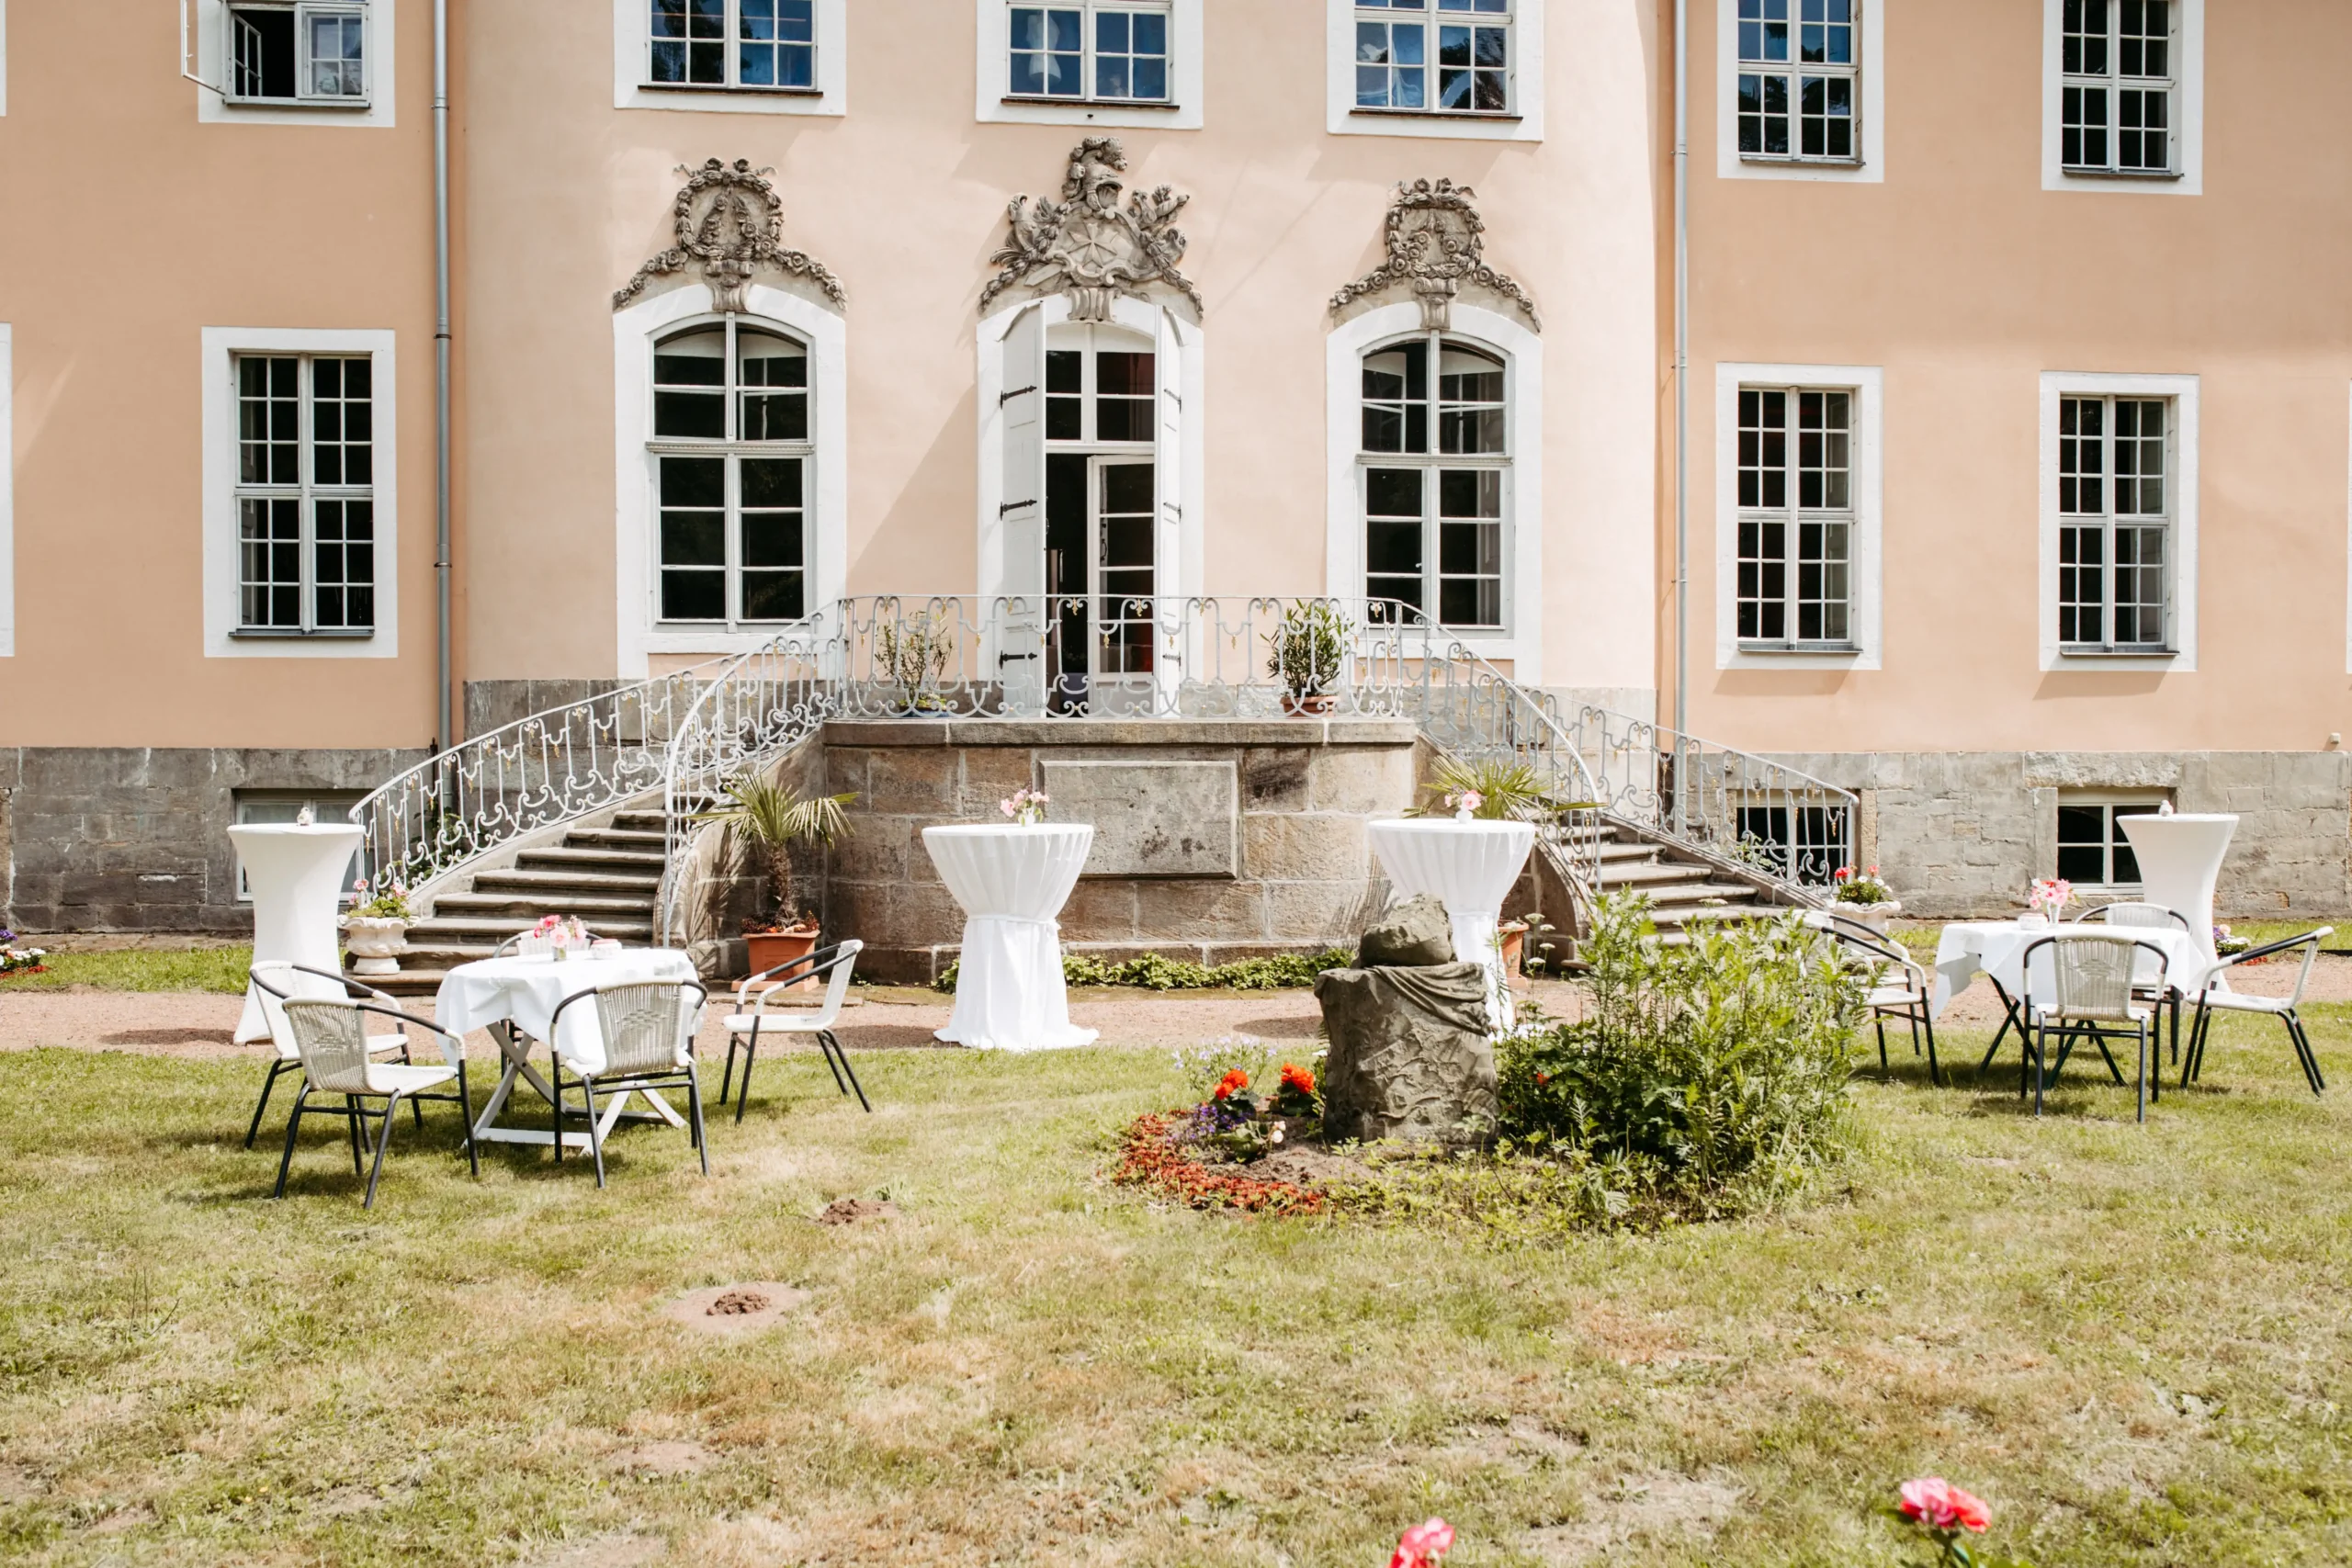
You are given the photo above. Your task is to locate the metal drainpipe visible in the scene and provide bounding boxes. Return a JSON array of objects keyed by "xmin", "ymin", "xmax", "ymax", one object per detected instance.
[
  {"xmin": 1671, "ymin": 0, "xmax": 1690, "ymax": 832},
  {"xmin": 433, "ymin": 0, "xmax": 455, "ymax": 779}
]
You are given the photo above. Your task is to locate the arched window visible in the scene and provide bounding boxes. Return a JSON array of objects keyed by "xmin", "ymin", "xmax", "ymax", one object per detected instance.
[
  {"xmin": 1360, "ymin": 333, "xmax": 1508, "ymax": 628},
  {"xmin": 651, "ymin": 318, "xmax": 811, "ymax": 626}
]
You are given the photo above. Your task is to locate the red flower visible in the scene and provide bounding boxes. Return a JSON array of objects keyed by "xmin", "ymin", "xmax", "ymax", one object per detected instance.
[
  {"xmin": 1899, "ymin": 1478, "xmax": 1989, "ymax": 1534},
  {"xmin": 1212, "ymin": 1068, "xmax": 1250, "ymax": 1101},
  {"xmin": 1389, "ymin": 1517, "xmax": 1454, "ymax": 1568},
  {"xmin": 1280, "ymin": 1063, "xmax": 1317, "ymax": 1095}
]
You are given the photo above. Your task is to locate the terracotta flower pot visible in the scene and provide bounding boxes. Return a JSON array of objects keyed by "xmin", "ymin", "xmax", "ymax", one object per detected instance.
[
  {"xmin": 746, "ymin": 926, "xmax": 821, "ymax": 990},
  {"xmin": 1498, "ymin": 919, "xmax": 1531, "ymax": 992},
  {"xmin": 1281, "ymin": 691, "xmax": 1335, "ymax": 716}
]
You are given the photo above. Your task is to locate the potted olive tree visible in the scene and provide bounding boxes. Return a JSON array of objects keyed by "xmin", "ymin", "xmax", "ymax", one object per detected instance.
[
  {"xmin": 697, "ymin": 776, "xmax": 857, "ymax": 983},
  {"xmin": 1267, "ymin": 601, "xmax": 1351, "ymax": 715}
]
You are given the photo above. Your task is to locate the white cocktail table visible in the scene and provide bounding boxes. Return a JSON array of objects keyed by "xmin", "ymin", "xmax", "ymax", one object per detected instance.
[
  {"xmin": 922, "ymin": 823, "xmax": 1098, "ymax": 1051},
  {"xmin": 230, "ymin": 823, "xmax": 364, "ymax": 1045},
  {"xmin": 435, "ymin": 949, "xmax": 701, "ymax": 1149},
  {"xmin": 2119, "ymin": 812, "xmax": 2237, "ymax": 968},
  {"xmin": 1366, "ymin": 817, "xmax": 1537, "ymax": 1035}
]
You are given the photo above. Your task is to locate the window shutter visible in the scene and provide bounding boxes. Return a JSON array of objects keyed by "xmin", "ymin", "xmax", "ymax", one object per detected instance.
[
  {"xmin": 998, "ymin": 304, "xmax": 1048, "ymax": 714},
  {"xmin": 1151, "ymin": 309, "xmax": 1187, "ymax": 699}
]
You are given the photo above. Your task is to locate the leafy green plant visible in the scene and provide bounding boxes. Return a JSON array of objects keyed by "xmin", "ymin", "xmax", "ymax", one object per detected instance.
[
  {"xmin": 695, "ymin": 774, "xmax": 856, "ymax": 929},
  {"xmin": 1265, "ymin": 601, "xmax": 1351, "ymax": 698},
  {"xmin": 1494, "ymin": 889, "xmax": 1866, "ymax": 1216},
  {"xmin": 1411, "ymin": 754, "xmax": 1555, "ymax": 820}
]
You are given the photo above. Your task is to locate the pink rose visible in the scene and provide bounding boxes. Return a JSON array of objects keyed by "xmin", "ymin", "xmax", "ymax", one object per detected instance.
[
  {"xmin": 1389, "ymin": 1517, "xmax": 1454, "ymax": 1568},
  {"xmin": 1899, "ymin": 1477, "xmax": 1989, "ymax": 1534}
]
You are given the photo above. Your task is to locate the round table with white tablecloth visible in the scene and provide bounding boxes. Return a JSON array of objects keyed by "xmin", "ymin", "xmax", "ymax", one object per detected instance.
[
  {"xmin": 923, "ymin": 823, "xmax": 1098, "ymax": 1051},
  {"xmin": 1929, "ymin": 920, "xmax": 2217, "ymax": 1020},
  {"xmin": 1365, "ymin": 817, "xmax": 1537, "ymax": 1035},
  {"xmin": 229, "ymin": 823, "xmax": 364, "ymax": 1045}
]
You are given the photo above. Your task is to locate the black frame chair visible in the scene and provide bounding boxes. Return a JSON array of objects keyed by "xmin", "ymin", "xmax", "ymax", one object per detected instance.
[
  {"xmin": 545, "ymin": 979, "xmax": 711, "ymax": 1187},
  {"xmin": 2182, "ymin": 926, "xmax": 2333, "ymax": 1096},
  {"xmin": 1805, "ymin": 910, "xmax": 1940, "ymax": 1085},
  {"xmin": 718, "ymin": 940, "xmax": 870, "ymax": 1122},
  {"xmin": 2020, "ymin": 931, "xmax": 2169, "ymax": 1122},
  {"xmin": 271, "ymin": 998, "xmax": 479, "ymax": 1208},
  {"xmin": 244, "ymin": 962, "xmax": 424, "ymax": 1149}
]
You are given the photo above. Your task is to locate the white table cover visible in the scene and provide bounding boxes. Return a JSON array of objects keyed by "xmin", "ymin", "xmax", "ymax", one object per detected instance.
[
  {"xmin": 923, "ymin": 823, "xmax": 1098, "ymax": 1051},
  {"xmin": 1366, "ymin": 818, "xmax": 1538, "ymax": 1035},
  {"xmin": 1929, "ymin": 920, "xmax": 2217, "ymax": 1020},
  {"xmin": 435, "ymin": 949, "xmax": 699, "ymax": 1073},
  {"xmin": 2119, "ymin": 813, "xmax": 2236, "ymax": 968},
  {"xmin": 230, "ymin": 824, "xmax": 364, "ymax": 1044}
]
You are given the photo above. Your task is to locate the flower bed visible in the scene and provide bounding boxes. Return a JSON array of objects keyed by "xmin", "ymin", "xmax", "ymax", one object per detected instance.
[{"xmin": 1111, "ymin": 1111, "xmax": 1325, "ymax": 1215}]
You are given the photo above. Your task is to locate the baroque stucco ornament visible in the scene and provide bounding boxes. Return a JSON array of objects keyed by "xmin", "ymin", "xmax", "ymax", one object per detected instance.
[
  {"xmin": 980, "ymin": 138, "xmax": 1201, "ymax": 322},
  {"xmin": 1330, "ymin": 178, "xmax": 1540, "ymax": 333},
  {"xmin": 614, "ymin": 158, "xmax": 844, "ymax": 313}
]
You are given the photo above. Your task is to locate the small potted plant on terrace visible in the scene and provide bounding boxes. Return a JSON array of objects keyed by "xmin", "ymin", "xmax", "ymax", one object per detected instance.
[
  {"xmin": 342, "ymin": 876, "xmax": 415, "ymax": 976},
  {"xmin": 1268, "ymin": 601, "xmax": 1350, "ymax": 716},
  {"xmin": 875, "ymin": 608, "xmax": 956, "ymax": 715},
  {"xmin": 1831, "ymin": 863, "xmax": 1901, "ymax": 933},
  {"xmin": 697, "ymin": 775, "xmax": 856, "ymax": 983}
]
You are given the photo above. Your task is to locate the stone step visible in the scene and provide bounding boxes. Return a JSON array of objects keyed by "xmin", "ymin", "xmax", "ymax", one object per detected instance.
[
  {"xmin": 514, "ymin": 846, "xmax": 668, "ymax": 873},
  {"xmin": 405, "ymin": 914, "xmax": 655, "ymax": 941},
  {"xmin": 1594, "ymin": 860, "xmax": 1727, "ymax": 887},
  {"xmin": 429, "ymin": 891, "xmax": 655, "ymax": 918},
  {"xmin": 469, "ymin": 868, "xmax": 663, "ymax": 895},
  {"xmin": 566, "ymin": 829, "xmax": 668, "ymax": 849},
  {"xmin": 1631, "ymin": 882, "xmax": 1777, "ymax": 908}
]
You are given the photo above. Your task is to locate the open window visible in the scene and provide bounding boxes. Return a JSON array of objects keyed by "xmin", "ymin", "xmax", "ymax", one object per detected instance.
[{"xmin": 226, "ymin": 2, "xmax": 369, "ymax": 105}]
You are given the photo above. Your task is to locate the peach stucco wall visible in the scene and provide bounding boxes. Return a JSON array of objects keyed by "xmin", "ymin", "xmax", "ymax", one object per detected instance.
[
  {"xmin": 1683, "ymin": 0, "xmax": 2352, "ymax": 756},
  {"xmin": 0, "ymin": 3, "xmax": 440, "ymax": 750},
  {"xmin": 456, "ymin": 0, "xmax": 1661, "ymax": 696}
]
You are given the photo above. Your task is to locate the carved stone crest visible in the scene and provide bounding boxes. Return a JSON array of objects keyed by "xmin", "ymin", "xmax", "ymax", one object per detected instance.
[
  {"xmin": 1329, "ymin": 178, "xmax": 1539, "ymax": 333},
  {"xmin": 980, "ymin": 138, "xmax": 1201, "ymax": 323},
  {"xmin": 614, "ymin": 158, "xmax": 844, "ymax": 313}
]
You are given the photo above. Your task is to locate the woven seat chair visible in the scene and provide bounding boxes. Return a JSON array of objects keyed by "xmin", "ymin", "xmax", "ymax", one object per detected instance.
[
  {"xmin": 2182, "ymin": 926, "xmax": 2333, "ymax": 1096},
  {"xmin": 545, "ymin": 980, "xmax": 710, "ymax": 1187},
  {"xmin": 244, "ymin": 962, "xmax": 424, "ymax": 1150},
  {"xmin": 1802, "ymin": 910, "xmax": 1939, "ymax": 1085},
  {"xmin": 2083, "ymin": 900, "xmax": 2192, "ymax": 1060},
  {"xmin": 718, "ymin": 940, "xmax": 869, "ymax": 1122},
  {"xmin": 2020, "ymin": 931, "xmax": 2169, "ymax": 1122},
  {"xmin": 272, "ymin": 997, "xmax": 478, "ymax": 1208}
]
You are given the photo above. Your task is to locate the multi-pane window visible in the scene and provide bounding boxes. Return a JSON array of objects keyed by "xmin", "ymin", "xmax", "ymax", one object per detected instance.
[
  {"xmin": 1736, "ymin": 388, "xmax": 1853, "ymax": 649},
  {"xmin": 2056, "ymin": 795, "xmax": 2164, "ymax": 886},
  {"xmin": 1353, "ymin": 0, "xmax": 1512, "ymax": 115},
  {"xmin": 650, "ymin": 0, "xmax": 815, "ymax": 90},
  {"xmin": 1009, "ymin": 4, "xmax": 1170, "ymax": 101},
  {"xmin": 2058, "ymin": 395, "xmax": 2170, "ymax": 651},
  {"xmin": 2061, "ymin": 0, "xmax": 2173, "ymax": 174},
  {"xmin": 651, "ymin": 321, "xmax": 811, "ymax": 626},
  {"xmin": 1736, "ymin": 803, "xmax": 1849, "ymax": 886},
  {"xmin": 227, "ymin": 3, "xmax": 369, "ymax": 104},
  {"xmin": 1362, "ymin": 334, "xmax": 1508, "ymax": 629},
  {"xmin": 1736, "ymin": 0, "xmax": 1858, "ymax": 161},
  {"xmin": 235, "ymin": 355, "xmax": 375, "ymax": 635}
]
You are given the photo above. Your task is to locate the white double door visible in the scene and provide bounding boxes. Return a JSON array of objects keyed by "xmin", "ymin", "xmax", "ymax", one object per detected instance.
[{"xmin": 1047, "ymin": 454, "xmax": 1158, "ymax": 712}]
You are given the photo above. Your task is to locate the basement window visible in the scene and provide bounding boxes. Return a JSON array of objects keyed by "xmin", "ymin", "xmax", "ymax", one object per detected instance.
[
  {"xmin": 233, "ymin": 792, "xmax": 366, "ymax": 900},
  {"xmin": 227, "ymin": 3, "xmax": 370, "ymax": 106},
  {"xmin": 2055, "ymin": 791, "xmax": 2166, "ymax": 888}
]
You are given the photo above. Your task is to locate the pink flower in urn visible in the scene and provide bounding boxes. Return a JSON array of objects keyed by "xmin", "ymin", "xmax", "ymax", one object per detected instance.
[{"xmin": 1388, "ymin": 1518, "xmax": 1454, "ymax": 1568}]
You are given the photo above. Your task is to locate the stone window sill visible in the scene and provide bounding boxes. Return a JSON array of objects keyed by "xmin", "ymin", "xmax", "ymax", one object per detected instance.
[
  {"xmin": 1002, "ymin": 96, "xmax": 1179, "ymax": 110},
  {"xmin": 639, "ymin": 83, "xmax": 825, "ymax": 97},
  {"xmin": 1350, "ymin": 107, "xmax": 1521, "ymax": 123},
  {"xmin": 232, "ymin": 628, "xmax": 376, "ymax": 640}
]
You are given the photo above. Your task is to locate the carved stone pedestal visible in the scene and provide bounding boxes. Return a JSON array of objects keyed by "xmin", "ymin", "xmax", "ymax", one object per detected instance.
[{"xmin": 1315, "ymin": 961, "xmax": 1497, "ymax": 1145}]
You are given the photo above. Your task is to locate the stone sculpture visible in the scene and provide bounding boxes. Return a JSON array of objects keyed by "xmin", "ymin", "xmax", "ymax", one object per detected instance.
[{"xmin": 1316, "ymin": 896, "xmax": 1498, "ymax": 1145}]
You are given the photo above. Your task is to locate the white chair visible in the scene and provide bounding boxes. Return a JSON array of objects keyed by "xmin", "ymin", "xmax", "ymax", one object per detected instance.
[
  {"xmin": 2083, "ymin": 899, "xmax": 2192, "ymax": 1060},
  {"xmin": 2021, "ymin": 931, "xmax": 2169, "ymax": 1122},
  {"xmin": 545, "ymin": 980, "xmax": 710, "ymax": 1187},
  {"xmin": 244, "ymin": 962, "xmax": 422, "ymax": 1150},
  {"xmin": 2183, "ymin": 926, "xmax": 2333, "ymax": 1096},
  {"xmin": 1803, "ymin": 910, "xmax": 1939, "ymax": 1084},
  {"xmin": 272, "ymin": 997, "xmax": 478, "ymax": 1208},
  {"xmin": 718, "ymin": 940, "xmax": 868, "ymax": 1122}
]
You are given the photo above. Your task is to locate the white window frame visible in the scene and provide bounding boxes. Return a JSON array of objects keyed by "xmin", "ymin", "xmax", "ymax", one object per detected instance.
[
  {"xmin": 230, "ymin": 353, "xmax": 380, "ymax": 639},
  {"xmin": 1715, "ymin": 0, "xmax": 1883, "ymax": 183},
  {"xmin": 2054, "ymin": 788, "xmax": 2169, "ymax": 890},
  {"xmin": 1713, "ymin": 363, "xmax": 1881, "ymax": 671},
  {"xmin": 1353, "ymin": 330, "xmax": 1512, "ymax": 636},
  {"xmin": 193, "ymin": 0, "xmax": 394, "ymax": 128},
  {"xmin": 615, "ymin": 283, "xmax": 846, "ymax": 674},
  {"xmin": 0, "ymin": 323, "xmax": 11, "ymax": 658},
  {"xmin": 2039, "ymin": 371, "xmax": 2198, "ymax": 671},
  {"xmin": 2042, "ymin": 0, "xmax": 2201, "ymax": 195},
  {"xmin": 1, "ymin": 1, "xmax": 10, "ymax": 118},
  {"xmin": 1326, "ymin": 0, "xmax": 1545, "ymax": 141},
  {"xmin": 202, "ymin": 328, "xmax": 400, "ymax": 660},
  {"xmin": 1327, "ymin": 301, "xmax": 1541, "ymax": 668},
  {"xmin": 616, "ymin": 0, "xmax": 846, "ymax": 115},
  {"xmin": 977, "ymin": 0, "xmax": 1201, "ymax": 129}
]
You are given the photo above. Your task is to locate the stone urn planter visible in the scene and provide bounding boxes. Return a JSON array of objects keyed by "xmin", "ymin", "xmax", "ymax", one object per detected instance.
[
  {"xmin": 1834, "ymin": 899, "xmax": 1903, "ymax": 935},
  {"xmin": 745, "ymin": 923, "xmax": 822, "ymax": 989},
  {"xmin": 341, "ymin": 916, "xmax": 412, "ymax": 976}
]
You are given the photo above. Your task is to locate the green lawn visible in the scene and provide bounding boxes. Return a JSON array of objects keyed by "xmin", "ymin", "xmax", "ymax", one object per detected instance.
[
  {"xmin": 1, "ymin": 1007, "xmax": 2347, "ymax": 1565},
  {"xmin": 0, "ymin": 946, "xmax": 254, "ymax": 995}
]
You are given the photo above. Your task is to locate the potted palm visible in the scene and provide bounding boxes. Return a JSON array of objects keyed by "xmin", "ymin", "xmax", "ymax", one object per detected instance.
[
  {"xmin": 696, "ymin": 776, "xmax": 857, "ymax": 985},
  {"xmin": 1267, "ymin": 601, "xmax": 1350, "ymax": 716}
]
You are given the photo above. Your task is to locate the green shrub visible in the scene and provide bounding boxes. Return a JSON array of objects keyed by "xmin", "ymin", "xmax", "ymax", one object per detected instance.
[
  {"xmin": 934, "ymin": 947, "xmax": 1354, "ymax": 995},
  {"xmin": 1495, "ymin": 891, "xmax": 1866, "ymax": 1217}
]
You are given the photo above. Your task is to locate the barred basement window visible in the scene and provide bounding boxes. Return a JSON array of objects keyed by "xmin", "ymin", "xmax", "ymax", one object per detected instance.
[
  {"xmin": 1354, "ymin": 0, "xmax": 1513, "ymax": 115},
  {"xmin": 1737, "ymin": 0, "xmax": 1859, "ymax": 162},
  {"xmin": 2058, "ymin": 394, "xmax": 2171, "ymax": 652},
  {"xmin": 1736, "ymin": 386, "xmax": 1853, "ymax": 649},
  {"xmin": 649, "ymin": 0, "xmax": 816, "ymax": 89},
  {"xmin": 650, "ymin": 319, "xmax": 811, "ymax": 626},
  {"xmin": 1008, "ymin": 3, "xmax": 1170, "ymax": 101},
  {"xmin": 1361, "ymin": 333, "xmax": 1509, "ymax": 629},
  {"xmin": 234, "ymin": 355, "xmax": 375, "ymax": 636},
  {"xmin": 2061, "ymin": 0, "xmax": 2174, "ymax": 174},
  {"xmin": 1736, "ymin": 802, "xmax": 1849, "ymax": 886},
  {"xmin": 227, "ymin": 2, "xmax": 368, "ymax": 104}
]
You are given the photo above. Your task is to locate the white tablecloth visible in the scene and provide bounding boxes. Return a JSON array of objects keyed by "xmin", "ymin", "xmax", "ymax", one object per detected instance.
[
  {"xmin": 923, "ymin": 823, "xmax": 1098, "ymax": 1051},
  {"xmin": 435, "ymin": 950, "xmax": 700, "ymax": 1073},
  {"xmin": 2118, "ymin": 813, "xmax": 2235, "ymax": 968},
  {"xmin": 230, "ymin": 824, "xmax": 364, "ymax": 1044},
  {"xmin": 1366, "ymin": 818, "xmax": 1538, "ymax": 1035},
  {"xmin": 1929, "ymin": 921, "xmax": 2217, "ymax": 1020}
]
